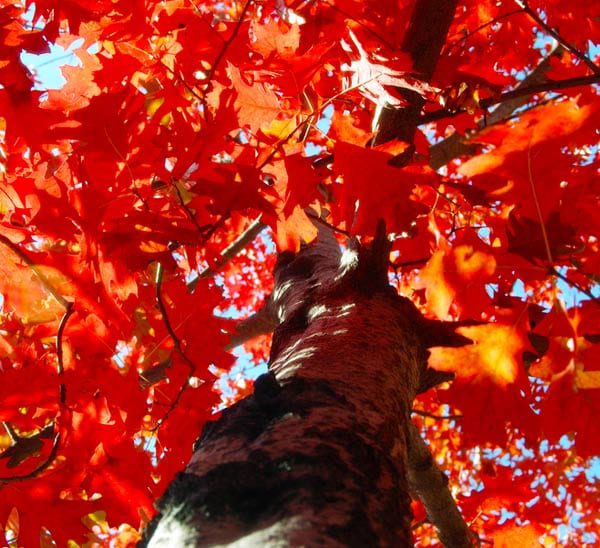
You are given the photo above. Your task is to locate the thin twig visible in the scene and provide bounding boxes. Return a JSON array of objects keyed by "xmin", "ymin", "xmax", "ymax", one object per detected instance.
[
  {"xmin": 190, "ymin": 216, "xmax": 267, "ymax": 288},
  {"xmin": 56, "ymin": 302, "xmax": 75, "ymax": 405},
  {"xmin": 0, "ymin": 234, "xmax": 69, "ymax": 309},
  {"xmin": 514, "ymin": 0, "xmax": 600, "ymax": 76},
  {"xmin": 0, "ymin": 303, "xmax": 73, "ymax": 483},
  {"xmin": 201, "ymin": 0, "xmax": 254, "ymax": 117},
  {"xmin": 152, "ymin": 263, "xmax": 198, "ymax": 431},
  {"xmin": 412, "ymin": 409, "xmax": 463, "ymax": 420},
  {"xmin": 550, "ymin": 267, "xmax": 600, "ymax": 304},
  {"xmin": 171, "ymin": 181, "xmax": 213, "ymax": 238},
  {"xmin": 159, "ymin": 58, "xmax": 203, "ymax": 101},
  {"xmin": 56, "ymin": 302, "xmax": 74, "ymax": 404},
  {"xmin": 445, "ymin": 8, "xmax": 524, "ymax": 55}
]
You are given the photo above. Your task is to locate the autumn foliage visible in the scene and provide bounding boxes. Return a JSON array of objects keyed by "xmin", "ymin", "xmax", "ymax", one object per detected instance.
[{"xmin": 0, "ymin": 0, "xmax": 599, "ymax": 545}]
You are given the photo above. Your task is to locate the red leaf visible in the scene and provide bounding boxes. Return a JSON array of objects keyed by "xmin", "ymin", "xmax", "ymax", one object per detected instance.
[{"xmin": 332, "ymin": 141, "xmax": 432, "ymax": 235}]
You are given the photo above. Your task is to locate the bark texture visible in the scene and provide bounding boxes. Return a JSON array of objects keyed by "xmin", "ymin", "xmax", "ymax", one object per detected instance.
[
  {"xmin": 372, "ymin": 0, "xmax": 459, "ymax": 145},
  {"xmin": 142, "ymin": 228, "xmax": 433, "ymax": 546}
]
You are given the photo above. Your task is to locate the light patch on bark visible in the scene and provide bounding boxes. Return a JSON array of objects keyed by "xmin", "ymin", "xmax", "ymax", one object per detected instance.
[
  {"xmin": 147, "ymin": 505, "xmax": 196, "ymax": 548},
  {"xmin": 144, "ymin": 227, "xmax": 423, "ymax": 546}
]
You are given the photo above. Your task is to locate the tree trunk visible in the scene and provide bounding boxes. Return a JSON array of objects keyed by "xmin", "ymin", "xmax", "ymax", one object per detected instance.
[
  {"xmin": 142, "ymin": 0, "xmax": 464, "ymax": 540},
  {"xmin": 141, "ymin": 227, "xmax": 433, "ymax": 546}
]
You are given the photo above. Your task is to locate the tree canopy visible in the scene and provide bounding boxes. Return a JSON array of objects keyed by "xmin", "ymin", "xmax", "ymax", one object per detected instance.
[{"xmin": 0, "ymin": 0, "xmax": 599, "ymax": 545}]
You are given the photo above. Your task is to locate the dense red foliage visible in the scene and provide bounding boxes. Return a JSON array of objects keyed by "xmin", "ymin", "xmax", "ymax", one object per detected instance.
[{"xmin": 0, "ymin": 0, "xmax": 598, "ymax": 545}]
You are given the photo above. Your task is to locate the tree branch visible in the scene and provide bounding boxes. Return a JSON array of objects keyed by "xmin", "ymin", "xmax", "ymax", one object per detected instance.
[
  {"xmin": 187, "ymin": 216, "xmax": 266, "ymax": 291},
  {"xmin": 225, "ymin": 302, "xmax": 278, "ymax": 350},
  {"xmin": 56, "ymin": 302, "xmax": 73, "ymax": 404},
  {"xmin": 407, "ymin": 423, "xmax": 476, "ymax": 548},
  {"xmin": 412, "ymin": 409, "xmax": 463, "ymax": 421},
  {"xmin": 479, "ymin": 74, "xmax": 600, "ymax": 109},
  {"xmin": 372, "ymin": 0, "xmax": 459, "ymax": 145},
  {"xmin": 483, "ymin": 44, "xmax": 565, "ymax": 125},
  {"xmin": 514, "ymin": 0, "xmax": 600, "ymax": 76},
  {"xmin": 428, "ymin": 44, "xmax": 564, "ymax": 169}
]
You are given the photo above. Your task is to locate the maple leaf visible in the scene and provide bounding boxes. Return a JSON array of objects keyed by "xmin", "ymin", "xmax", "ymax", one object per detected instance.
[
  {"xmin": 459, "ymin": 100, "xmax": 597, "ymax": 221},
  {"xmin": 428, "ymin": 323, "xmax": 529, "ymax": 387},
  {"xmin": 340, "ymin": 30, "xmax": 436, "ymax": 107},
  {"xmin": 0, "ymin": 248, "xmax": 65, "ymax": 324},
  {"xmin": 491, "ymin": 523, "xmax": 546, "ymax": 548},
  {"xmin": 250, "ymin": 19, "xmax": 300, "ymax": 59},
  {"xmin": 228, "ymin": 63, "xmax": 281, "ymax": 132},
  {"xmin": 332, "ymin": 141, "xmax": 433, "ymax": 234},
  {"xmin": 45, "ymin": 48, "xmax": 102, "ymax": 112},
  {"xmin": 273, "ymin": 205, "xmax": 318, "ymax": 252},
  {"xmin": 429, "ymin": 321, "xmax": 538, "ymax": 444},
  {"xmin": 418, "ymin": 231, "xmax": 496, "ymax": 319}
]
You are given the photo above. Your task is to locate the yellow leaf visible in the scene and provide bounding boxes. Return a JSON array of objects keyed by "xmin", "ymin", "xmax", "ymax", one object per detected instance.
[
  {"xmin": 575, "ymin": 370, "xmax": 600, "ymax": 389},
  {"xmin": 428, "ymin": 323, "xmax": 527, "ymax": 387},
  {"xmin": 492, "ymin": 523, "xmax": 544, "ymax": 547}
]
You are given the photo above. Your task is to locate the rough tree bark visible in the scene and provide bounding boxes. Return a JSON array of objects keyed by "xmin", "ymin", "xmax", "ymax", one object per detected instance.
[{"xmin": 141, "ymin": 224, "xmax": 474, "ymax": 547}]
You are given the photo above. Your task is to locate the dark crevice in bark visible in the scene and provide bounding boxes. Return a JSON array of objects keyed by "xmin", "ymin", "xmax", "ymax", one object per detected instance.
[
  {"xmin": 142, "ymin": 376, "xmax": 413, "ymax": 547},
  {"xmin": 142, "ymin": 225, "xmax": 474, "ymax": 546}
]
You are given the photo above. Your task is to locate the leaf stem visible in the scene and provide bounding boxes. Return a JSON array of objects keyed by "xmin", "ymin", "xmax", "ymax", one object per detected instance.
[{"xmin": 56, "ymin": 302, "xmax": 74, "ymax": 404}]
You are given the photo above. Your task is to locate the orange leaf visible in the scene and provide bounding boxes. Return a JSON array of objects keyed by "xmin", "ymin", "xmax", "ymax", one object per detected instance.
[
  {"xmin": 228, "ymin": 63, "xmax": 281, "ymax": 132},
  {"xmin": 491, "ymin": 523, "xmax": 545, "ymax": 547},
  {"xmin": 250, "ymin": 20, "xmax": 300, "ymax": 59},
  {"xmin": 428, "ymin": 323, "xmax": 527, "ymax": 386},
  {"xmin": 458, "ymin": 100, "xmax": 597, "ymax": 221},
  {"xmin": 418, "ymin": 232, "xmax": 496, "ymax": 319},
  {"xmin": 0, "ymin": 249, "xmax": 65, "ymax": 324},
  {"xmin": 274, "ymin": 204, "xmax": 318, "ymax": 252}
]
